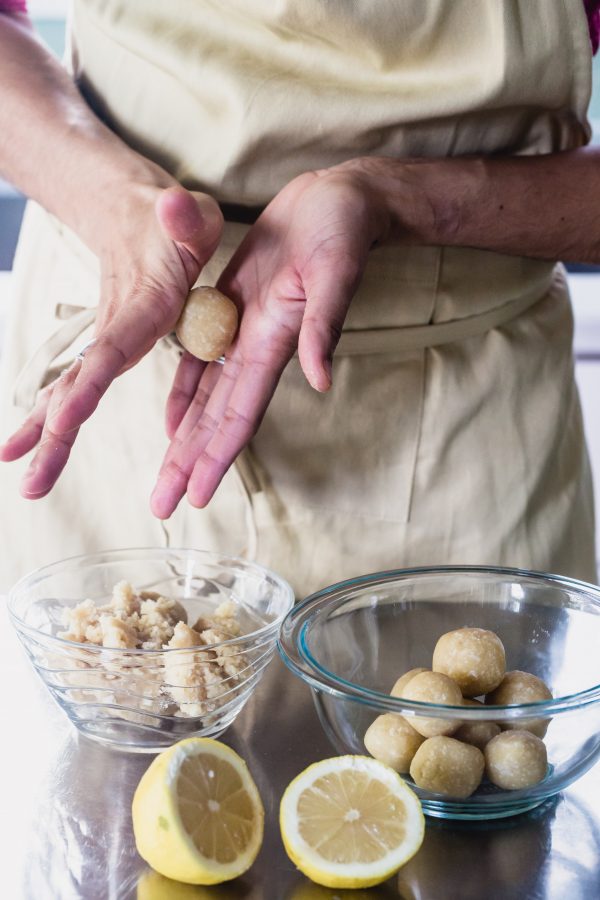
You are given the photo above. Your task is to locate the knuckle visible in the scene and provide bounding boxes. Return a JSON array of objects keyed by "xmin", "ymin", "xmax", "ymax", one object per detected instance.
[
  {"xmin": 222, "ymin": 406, "xmax": 255, "ymax": 441},
  {"xmin": 303, "ymin": 314, "xmax": 343, "ymax": 348},
  {"xmin": 96, "ymin": 334, "xmax": 128, "ymax": 370},
  {"xmin": 163, "ymin": 456, "xmax": 191, "ymax": 482}
]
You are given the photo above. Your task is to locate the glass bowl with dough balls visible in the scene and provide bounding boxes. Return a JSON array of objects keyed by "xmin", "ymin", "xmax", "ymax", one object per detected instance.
[
  {"xmin": 278, "ymin": 566, "xmax": 600, "ymax": 820},
  {"xmin": 8, "ymin": 548, "xmax": 293, "ymax": 752}
]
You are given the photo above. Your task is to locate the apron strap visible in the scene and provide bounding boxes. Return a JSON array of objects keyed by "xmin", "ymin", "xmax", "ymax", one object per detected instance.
[
  {"xmin": 13, "ymin": 304, "xmax": 96, "ymax": 411},
  {"xmin": 334, "ymin": 271, "xmax": 553, "ymax": 356},
  {"xmin": 12, "ymin": 266, "xmax": 553, "ymax": 411}
]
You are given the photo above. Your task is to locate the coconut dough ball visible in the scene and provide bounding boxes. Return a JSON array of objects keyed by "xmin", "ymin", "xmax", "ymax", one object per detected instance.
[
  {"xmin": 364, "ymin": 714, "xmax": 425, "ymax": 773},
  {"xmin": 432, "ymin": 627, "xmax": 506, "ymax": 697},
  {"xmin": 410, "ymin": 736, "xmax": 485, "ymax": 799},
  {"xmin": 454, "ymin": 699, "xmax": 501, "ymax": 750},
  {"xmin": 484, "ymin": 730, "xmax": 548, "ymax": 790},
  {"xmin": 390, "ymin": 667, "xmax": 429, "ymax": 697},
  {"xmin": 486, "ymin": 670, "xmax": 552, "ymax": 738},
  {"xmin": 399, "ymin": 671, "xmax": 463, "ymax": 737},
  {"xmin": 176, "ymin": 286, "xmax": 238, "ymax": 361}
]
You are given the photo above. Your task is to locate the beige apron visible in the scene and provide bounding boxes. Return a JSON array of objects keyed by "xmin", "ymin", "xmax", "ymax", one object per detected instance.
[{"xmin": 0, "ymin": 0, "xmax": 596, "ymax": 596}]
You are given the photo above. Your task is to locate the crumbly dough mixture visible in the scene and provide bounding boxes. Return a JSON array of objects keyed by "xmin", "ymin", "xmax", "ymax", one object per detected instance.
[{"xmin": 58, "ymin": 581, "xmax": 246, "ymax": 717}]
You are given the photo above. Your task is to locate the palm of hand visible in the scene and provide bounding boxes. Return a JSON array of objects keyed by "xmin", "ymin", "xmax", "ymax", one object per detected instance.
[{"xmin": 152, "ymin": 168, "xmax": 385, "ymax": 517}]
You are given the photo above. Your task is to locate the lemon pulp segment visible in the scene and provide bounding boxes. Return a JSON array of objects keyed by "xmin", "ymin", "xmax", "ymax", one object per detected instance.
[
  {"xmin": 297, "ymin": 768, "xmax": 409, "ymax": 863},
  {"xmin": 280, "ymin": 756, "xmax": 424, "ymax": 889},
  {"xmin": 176, "ymin": 753, "xmax": 256, "ymax": 862},
  {"xmin": 132, "ymin": 738, "xmax": 264, "ymax": 885}
]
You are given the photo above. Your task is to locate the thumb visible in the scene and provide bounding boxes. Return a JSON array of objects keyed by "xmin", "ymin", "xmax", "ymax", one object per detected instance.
[
  {"xmin": 297, "ymin": 253, "xmax": 363, "ymax": 392},
  {"xmin": 156, "ymin": 186, "xmax": 224, "ymax": 274}
]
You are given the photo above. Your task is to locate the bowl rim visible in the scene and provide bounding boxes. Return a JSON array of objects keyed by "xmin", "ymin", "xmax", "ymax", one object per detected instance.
[
  {"xmin": 277, "ymin": 564, "xmax": 600, "ymax": 717},
  {"xmin": 8, "ymin": 546, "xmax": 295, "ymax": 655}
]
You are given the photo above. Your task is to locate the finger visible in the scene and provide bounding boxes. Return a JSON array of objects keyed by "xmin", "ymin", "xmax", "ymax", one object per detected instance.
[
  {"xmin": 20, "ymin": 365, "xmax": 81, "ymax": 498},
  {"xmin": 156, "ymin": 187, "xmax": 223, "ymax": 274},
  {"xmin": 185, "ymin": 354, "xmax": 285, "ymax": 508},
  {"xmin": 162, "ymin": 359, "xmax": 224, "ymax": 462},
  {"xmin": 165, "ymin": 351, "xmax": 206, "ymax": 440},
  {"xmin": 0, "ymin": 383, "xmax": 54, "ymax": 462},
  {"xmin": 297, "ymin": 251, "xmax": 364, "ymax": 392},
  {"xmin": 48, "ymin": 190, "xmax": 223, "ymax": 438},
  {"xmin": 151, "ymin": 361, "xmax": 234, "ymax": 518},
  {"xmin": 47, "ymin": 299, "xmax": 167, "ymax": 435}
]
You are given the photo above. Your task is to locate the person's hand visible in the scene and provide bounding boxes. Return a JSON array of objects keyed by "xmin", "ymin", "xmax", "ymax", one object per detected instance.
[
  {"xmin": 0, "ymin": 183, "xmax": 223, "ymax": 497},
  {"xmin": 151, "ymin": 165, "xmax": 390, "ymax": 518}
]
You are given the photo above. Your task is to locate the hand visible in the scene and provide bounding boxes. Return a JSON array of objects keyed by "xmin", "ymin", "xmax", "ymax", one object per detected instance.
[
  {"xmin": 151, "ymin": 165, "xmax": 390, "ymax": 518},
  {"xmin": 0, "ymin": 183, "xmax": 223, "ymax": 497}
]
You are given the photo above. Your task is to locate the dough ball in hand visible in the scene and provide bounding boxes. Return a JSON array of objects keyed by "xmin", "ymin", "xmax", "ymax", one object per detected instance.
[
  {"xmin": 176, "ymin": 286, "xmax": 238, "ymax": 361},
  {"xmin": 432, "ymin": 627, "xmax": 506, "ymax": 697},
  {"xmin": 363, "ymin": 713, "xmax": 424, "ymax": 773},
  {"xmin": 410, "ymin": 736, "xmax": 485, "ymax": 799}
]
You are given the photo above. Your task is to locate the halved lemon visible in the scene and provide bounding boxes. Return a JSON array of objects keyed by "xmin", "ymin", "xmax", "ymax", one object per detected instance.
[
  {"xmin": 132, "ymin": 738, "xmax": 264, "ymax": 885},
  {"xmin": 280, "ymin": 756, "xmax": 424, "ymax": 889}
]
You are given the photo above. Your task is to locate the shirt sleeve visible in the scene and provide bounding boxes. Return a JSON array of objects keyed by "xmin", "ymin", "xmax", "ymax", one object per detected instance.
[
  {"xmin": 584, "ymin": 0, "xmax": 600, "ymax": 54},
  {"xmin": 0, "ymin": 1, "xmax": 27, "ymax": 12}
]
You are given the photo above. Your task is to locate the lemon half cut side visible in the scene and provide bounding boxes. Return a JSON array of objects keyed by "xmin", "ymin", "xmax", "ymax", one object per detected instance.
[
  {"xmin": 132, "ymin": 738, "xmax": 264, "ymax": 885},
  {"xmin": 279, "ymin": 755, "xmax": 424, "ymax": 889}
]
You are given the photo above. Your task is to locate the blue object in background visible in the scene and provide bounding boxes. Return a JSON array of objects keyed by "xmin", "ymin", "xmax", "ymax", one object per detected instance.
[{"xmin": 0, "ymin": 17, "xmax": 66, "ymax": 269}]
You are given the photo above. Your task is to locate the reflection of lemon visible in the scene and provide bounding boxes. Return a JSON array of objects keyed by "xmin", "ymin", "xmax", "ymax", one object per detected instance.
[
  {"xmin": 280, "ymin": 756, "xmax": 424, "ymax": 889},
  {"xmin": 136, "ymin": 869, "xmax": 245, "ymax": 900},
  {"xmin": 288, "ymin": 876, "xmax": 398, "ymax": 900},
  {"xmin": 132, "ymin": 738, "xmax": 264, "ymax": 885}
]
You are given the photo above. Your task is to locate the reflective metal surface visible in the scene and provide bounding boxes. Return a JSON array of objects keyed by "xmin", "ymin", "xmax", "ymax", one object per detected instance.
[{"xmin": 2, "ymin": 602, "xmax": 599, "ymax": 900}]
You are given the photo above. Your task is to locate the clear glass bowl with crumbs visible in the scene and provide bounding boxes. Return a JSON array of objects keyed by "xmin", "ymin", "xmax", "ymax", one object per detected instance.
[
  {"xmin": 278, "ymin": 566, "xmax": 600, "ymax": 820},
  {"xmin": 9, "ymin": 548, "xmax": 294, "ymax": 752}
]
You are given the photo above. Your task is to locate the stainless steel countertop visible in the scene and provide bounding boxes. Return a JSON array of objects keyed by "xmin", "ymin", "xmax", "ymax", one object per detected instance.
[{"xmin": 2, "ymin": 601, "xmax": 599, "ymax": 900}]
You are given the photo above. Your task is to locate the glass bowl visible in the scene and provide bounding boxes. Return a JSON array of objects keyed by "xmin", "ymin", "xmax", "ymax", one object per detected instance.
[
  {"xmin": 278, "ymin": 566, "xmax": 600, "ymax": 820},
  {"xmin": 9, "ymin": 548, "xmax": 294, "ymax": 752}
]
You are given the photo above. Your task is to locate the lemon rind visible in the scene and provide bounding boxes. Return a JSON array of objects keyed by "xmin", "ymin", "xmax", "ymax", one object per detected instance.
[
  {"xmin": 279, "ymin": 755, "xmax": 424, "ymax": 889},
  {"xmin": 133, "ymin": 737, "xmax": 264, "ymax": 885}
]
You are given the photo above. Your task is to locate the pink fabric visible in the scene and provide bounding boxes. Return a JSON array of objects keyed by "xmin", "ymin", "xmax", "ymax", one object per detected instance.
[
  {"xmin": 585, "ymin": 0, "xmax": 600, "ymax": 53},
  {"xmin": 0, "ymin": 0, "xmax": 27, "ymax": 11}
]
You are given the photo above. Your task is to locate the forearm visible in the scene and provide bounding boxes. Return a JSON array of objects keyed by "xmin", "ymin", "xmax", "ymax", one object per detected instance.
[
  {"xmin": 341, "ymin": 149, "xmax": 600, "ymax": 265},
  {"xmin": 0, "ymin": 13, "xmax": 171, "ymax": 252}
]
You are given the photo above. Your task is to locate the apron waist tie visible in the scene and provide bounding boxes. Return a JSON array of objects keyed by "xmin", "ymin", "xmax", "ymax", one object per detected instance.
[
  {"xmin": 12, "ymin": 267, "xmax": 554, "ymax": 412},
  {"xmin": 13, "ymin": 304, "xmax": 96, "ymax": 411},
  {"xmin": 335, "ymin": 270, "xmax": 554, "ymax": 356}
]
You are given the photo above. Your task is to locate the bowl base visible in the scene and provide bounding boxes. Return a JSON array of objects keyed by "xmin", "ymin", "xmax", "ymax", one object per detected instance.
[
  {"xmin": 421, "ymin": 795, "xmax": 551, "ymax": 821},
  {"xmin": 75, "ymin": 722, "xmax": 230, "ymax": 754}
]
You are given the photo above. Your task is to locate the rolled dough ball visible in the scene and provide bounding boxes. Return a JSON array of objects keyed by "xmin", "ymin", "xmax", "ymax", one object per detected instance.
[
  {"xmin": 484, "ymin": 730, "xmax": 548, "ymax": 790},
  {"xmin": 432, "ymin": 627, "xmax": 506, "ymax": 697},
  {"xmin": 390, "ymin": 667, "xmax": 429, "ymax": 697},
  {"xmin": 176, "ymin": 286, "xmax": 238, "ymax": 361},
  {"xmin": 399, "ymin": 671, "xmax": 463, "ymax": 737},
  {"xmin": 410, "ymin": 736, "xmax": 485, "ymax": 799},
  {"xmin": 454, "ymin": 699, "xmax": 501, "ymax": 750},
  {"xmin": 363, "ymin": 713, "xmax": 424, "ymax": 773},
  {"xmin": 485, "ymin": 670, "xmax": 552, "ymax": 738}
]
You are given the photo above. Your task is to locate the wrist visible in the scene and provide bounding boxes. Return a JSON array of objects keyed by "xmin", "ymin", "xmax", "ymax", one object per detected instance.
[
  {"xmin": 322, "ymin": 156, "xmax": 483, "ymax": 248},
  {"xmin": 67, "ymin": 140, "xmax": 176, "ymax": 254}
]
